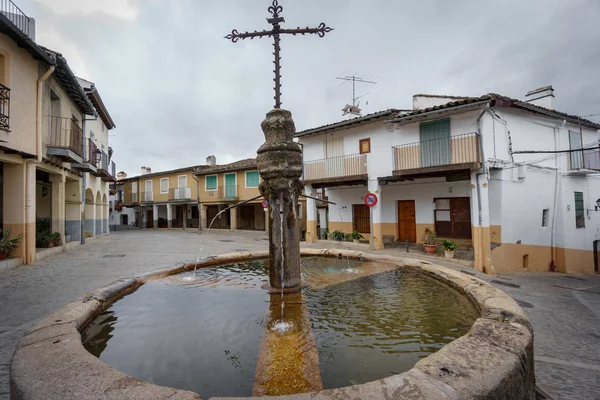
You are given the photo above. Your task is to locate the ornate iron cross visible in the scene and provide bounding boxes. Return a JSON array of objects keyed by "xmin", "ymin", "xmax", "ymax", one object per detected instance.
[{"xmin": 225, "ymin": 0, "xmax": 333, "ymax": 109}]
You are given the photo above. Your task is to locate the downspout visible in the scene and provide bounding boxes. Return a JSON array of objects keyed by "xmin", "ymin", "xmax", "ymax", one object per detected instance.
[
  {"xmin": 476, "ymin": 105, "xmax": 490, "ymax": 272},
  {"xmin": 36, "ymin": 65, "xmax": 55, "ymax": 162},
  {"xmin": 81, "ymin": 118, "xmax": 87, "ymax": 244},
  {"xmin": 550, "ymin": 119, "xmax": 567, "ymax": 272},
  {"xmin": 192, "ymin": 174, "xmax": 201, "ymax": 232}
]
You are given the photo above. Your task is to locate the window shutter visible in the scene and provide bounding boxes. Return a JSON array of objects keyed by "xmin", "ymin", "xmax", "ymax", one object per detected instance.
[
  {"xmin": 246, "ymin": 171, "xmax": 260, "ymax": 187},
  {"xmin": 206, "ymin": 176, "xmax": 217, "ymax": 190}
]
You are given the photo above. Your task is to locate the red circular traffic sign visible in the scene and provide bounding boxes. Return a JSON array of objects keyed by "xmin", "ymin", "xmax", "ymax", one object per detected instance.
[
  {"xmin": 262, "ymin": 199, "xmax": 269, "ymax": 208},
  {"xmin": 364, "ymin": 192, "xmax": 378, "ymax": 207}
]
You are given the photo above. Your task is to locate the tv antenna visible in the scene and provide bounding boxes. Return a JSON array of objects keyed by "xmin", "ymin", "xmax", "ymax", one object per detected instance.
[{"xmin": 337, "ymin": 74, "xmax": 377, "ymax": 116}]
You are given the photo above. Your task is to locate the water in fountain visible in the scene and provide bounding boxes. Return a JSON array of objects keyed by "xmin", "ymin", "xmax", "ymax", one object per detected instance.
[
  {"xmin": 271, "ymin": 193, "xmax": 292, "ymax": 334},
  {"xmin": 335, "ymin": 203, "xmax": 356, "ymax": 273}
]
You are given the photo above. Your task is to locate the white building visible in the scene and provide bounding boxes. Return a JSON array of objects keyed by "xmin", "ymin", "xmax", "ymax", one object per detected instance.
[
  {"xmin": 76, "ymin": 77, "xmax": 117, "ymax": 239},
  {"xmin": 299, "ymin": 86, "xmax": 600, "ymax": 275}
]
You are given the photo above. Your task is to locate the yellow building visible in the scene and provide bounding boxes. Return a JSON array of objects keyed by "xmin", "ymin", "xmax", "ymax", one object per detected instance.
[
  {"xmin": 0, "ymin": 4, "xmax": 116, "ymax": 265},
  {"xmin": 121, "ymin": 157, "xmax": 307, "ymax": 235}
]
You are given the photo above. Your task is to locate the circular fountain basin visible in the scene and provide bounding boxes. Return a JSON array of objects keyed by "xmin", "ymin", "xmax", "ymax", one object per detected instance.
[{"xmin": 10, "ymin": 249, "xmax": 535, "ymax": 400}]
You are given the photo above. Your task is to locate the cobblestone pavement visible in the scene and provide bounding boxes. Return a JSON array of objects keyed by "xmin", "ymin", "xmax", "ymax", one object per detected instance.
[{"xmin": 1, "ymin": 230, "xmax": 598, "ymax": 399}]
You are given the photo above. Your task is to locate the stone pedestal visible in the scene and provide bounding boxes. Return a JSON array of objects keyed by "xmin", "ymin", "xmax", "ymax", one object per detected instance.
[{"xmin": 256, "ymin": 109, "xmax": 303, "ymax": 292}]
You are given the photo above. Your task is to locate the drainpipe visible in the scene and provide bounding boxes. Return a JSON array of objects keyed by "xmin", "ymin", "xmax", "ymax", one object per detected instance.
[
  {"xmin": 192, "ymin": 174, "xmax": 201, "ymax": 232},
  {"xmin": 550, "ymin": 120, "xmax": 567, "ymax": 271},
  {"xmin": 80, "ymin": 118, "xmax": 87, "ymax": 244},
  {"xmin": 475, "ymin": 106, "xmax": 490, "ymax": 272},
  {"xmin": 36, "ymin": 65, "xmax": 55, "ymax": 162}
]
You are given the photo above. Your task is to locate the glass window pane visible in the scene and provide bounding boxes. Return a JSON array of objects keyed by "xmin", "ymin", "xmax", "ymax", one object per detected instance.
[{"xmin": 435, "ymin": 199, "xmax": 450, "ymax": 210}]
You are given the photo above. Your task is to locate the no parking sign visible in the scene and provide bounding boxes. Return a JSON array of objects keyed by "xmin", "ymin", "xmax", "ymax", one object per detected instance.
[
  {"xmin": 262, "ymin": 199, "xmax": 269, "ymax": 209},
  {"xmin": 364, "ymin": 192, "xmax": 378, "ymax": 207}
]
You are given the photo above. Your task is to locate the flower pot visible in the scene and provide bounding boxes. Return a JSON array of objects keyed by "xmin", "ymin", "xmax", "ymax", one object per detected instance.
[
  {"xmin": 0, "ymin": 251, "xmax": 6, "ymax": 261},
  {"xmin": 445, "ymin": 250, "xmax": 455, "ymax": 259},
  {"xmin": 353, "ymin": 239, "xmax": 360, "ymax": 244},
  {"xmin": 424, "ymin": 244, "xmax": 437, "ymax": 254}
]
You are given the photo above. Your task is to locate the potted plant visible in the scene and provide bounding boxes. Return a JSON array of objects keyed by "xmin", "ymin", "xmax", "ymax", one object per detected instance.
[
  {"xmin": 421, "ymin": 230, "xmax": 437, "ymax": 254},
  {"xmin": 442, "ymin": 239, "xmax": 458, "ymax": 259},
  {"xmin": 350, "ymin": 230, "xmax": 364, "ymax": 244},
  {"xmin": 322, "ymin": 230, "xmax": 329, "ymax": 240},
  {"xmin": 331, "ymin": 230, "xmax": 345, "ymax": 241},
  {"xmin": 0, "ymin": 228, "xmax": 24, "ymax": 260},
  {"xmin": 51, "ymin": 232, "xmax": 62, "ymax": 247}
]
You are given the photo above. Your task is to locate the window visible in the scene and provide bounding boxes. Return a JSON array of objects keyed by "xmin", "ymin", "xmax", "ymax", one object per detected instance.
[
  {"xmin": 359, "ymin": 138, "xmax": 371, "ymax": 154},
  {"xmin": 297, "ymin": 203, "xmax": 303, "ymax": 219},
  {"xmin": 160, "ymin": 178, "xmax": 169, "ymax": 194},
  {"xmin": 575, "ymin": 192, "xmax": 585, "ymax": 228},
  {"xmin": 178, "ymin": 175, "xmax": 187, "ymax": 188},
  {"xmin": 542, "ymin": 209, "xmax": 549, "ymax": 227},
  {"xmin": 132, "ymin": 182, "xmax": 138, "ymax": 193},
  {"xmin": 569, "ymin": 131, "xmax": 584, "ymax": 169},
  {"xmin": 205, "ymin": 175, "xmax": 217, "ymax": 191},
  {"xmin": 246, "ymin": 171, "xmax": 260, "ymax": 188}
]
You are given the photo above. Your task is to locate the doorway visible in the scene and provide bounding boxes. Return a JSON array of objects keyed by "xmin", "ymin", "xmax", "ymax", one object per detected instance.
[
  {"xmin": 397, "ymin": 200, "xmax": 416, "ymax": 243},
  {"xmin": 147, "ymin": 209, "xmax": 154, "ymax": 229},
  {"xmin": 434, "ymin": 197, "xmax": 471, "ymax": 239},
  {"xmin": 594, "ymin": 240, "xmax": 600, "ymax": 273},
  {"xmin": 352, "ymin": 204, "xmax": 370, "ymax": 233}
]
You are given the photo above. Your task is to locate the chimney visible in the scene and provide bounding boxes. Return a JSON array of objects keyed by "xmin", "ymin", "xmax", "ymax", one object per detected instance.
[
  {"xmin": 141, "ymin": 166, "xmax": 151, "ymax": 175},
  {"xmin": 525, "ymin": 86, "xmax": 554, "ymax": 110},
  {"xmin": 206, "ymin": 155, "xmax": 217, "ymax": 166},
  {"xmin": 117, "ymin": 171, "xmax": 127, "ymax": 180},
  {"xmin": 141, "ymin": 166, "xmax": 146, "ymax": 175}
]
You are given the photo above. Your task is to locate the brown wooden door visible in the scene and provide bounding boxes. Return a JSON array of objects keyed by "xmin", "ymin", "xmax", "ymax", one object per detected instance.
[
  {"xmin": 451, "ymin": 197, "xmax": 471, "ymax": 239},
  {"xmin": 147, "ymin": 209, "xmax": 154, "ymax": 229},
  {"xmin": 398, "ymin": 200, "xmax": 416, "ymax": 243},
  {"xmin": 353, "ymin": 204, "xmax": 370, "ymax": 233}
]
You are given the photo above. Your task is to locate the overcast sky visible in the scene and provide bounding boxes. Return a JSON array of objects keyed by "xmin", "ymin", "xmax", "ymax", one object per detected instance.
[{"xmin": 19, "ymin": 0, "xmax": 600, "ymax": 177}]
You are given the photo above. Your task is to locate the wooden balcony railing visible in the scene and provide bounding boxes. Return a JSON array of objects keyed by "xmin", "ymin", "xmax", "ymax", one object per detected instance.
[
  {"xmin": 169, "ymin": 187, "xmax": 192, "ymax": 201},
  {"xmin": 392, "ymin": 132, "xmax": 481, "ymax": 172},
  {"xmin": 303, "ymin": 153, "xmax": 367, "ymax": 181},
  {"xmin": 48, "ymin": 116, "xmax": 83, "ymax": 157},
  {"xmin": 0, "ymin": 83, "xmax": 10, "ymax": 132}
]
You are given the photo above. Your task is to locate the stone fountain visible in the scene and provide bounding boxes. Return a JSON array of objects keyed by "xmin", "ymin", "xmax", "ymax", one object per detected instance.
[{"xmin": 256, "ymin": 109, "xmax": 303, "ymax": 293}]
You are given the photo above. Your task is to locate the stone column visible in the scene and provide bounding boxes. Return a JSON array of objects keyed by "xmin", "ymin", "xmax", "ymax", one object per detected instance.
[
  {"xmin": 471, "ymin": 172, "xmax": 495, "ymax": 274},
  {"xmin": 65, "ymin": 180, "xmax": 81, "ymax": 243},
  {"xmin": 141, "ymin": 207, "xmax": 146, "ymax": 229},
  {"xmin": 305, "ymin": 184, "xmax": 317, "ymax": 243},
  {"xmin": 183, "ymin": 205, "xmax": 188, "ymax": 229},
  {"xmin": 167, "ymin": 203, "xmax": 173, "ymax": 229},
  {"xmin": 368, "ymin": 180, "xmax": 384, "ymax": 250},
  {"xmin": 3, "ymin": 162, "xmax": 30, "ymax": 261},
  {"xmin": 230, "ymin": 206, "xmax": 237, "ymax": 231},
  {"xmin": 256, "ymin": 109, "xmax": 303, "ymax": 293},
  {"xmin": 201, "ymin": 205, "xmax": 207, "ymax": 230},
  {"xmin": 153, "ymin": 204, "xmax": 158, "ymax": 229},
  {"xmin": 50, "ymin": 174, "xmax": 66, "ymax": 245},
  {"xmin": 318, "ymin": 208, "xmax": 328, "ymax": 239}
]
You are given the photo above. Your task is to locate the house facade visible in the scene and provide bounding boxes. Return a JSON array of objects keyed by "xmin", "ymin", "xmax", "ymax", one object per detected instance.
[
  {"xmin": 0, "ymin": 2, "xmax": 116, "ymax": 266},
  {"xmin": 299, "ymin": 88, "xmax": 600, "ymax": 275}
]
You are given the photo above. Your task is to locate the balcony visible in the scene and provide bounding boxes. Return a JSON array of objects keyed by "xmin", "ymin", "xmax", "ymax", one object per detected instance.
[
  {"xmin": 303, "ymin": 153, "xmax": 368, "ymax": 188},
  {"xmin": 206, "ymin": 185, "xmax": 238, "ymax": 201},
  {"xmin": 567, "ymin": 148, "xmax": 600, "ymax": 175},
  {"xmin": 72, "ymin": 139, "xmax": 98, "ymax": 173},
  {"xmin": 0, "ymin": 0, "xmax": 32, "ymax": 37},
  {"xmin": 92, "ymin": 151, "xmax": 115, "ymax": 181},
  {"xmin": 142, "ymin": 191, "xmax": 153, "ymax": 204},
  {"xmin": 391, "ymin": 132, "xmax": 481, "ymax": 180},
  {"xmin": 0, "ymin": 83, "xmax": 9, "ymax": 132},
  {"xmin": 169, "ymin": 187, "xmax": 192, "ymax": 201},
  {"xmin": 131, "ymin": 193, "xmax": 139, "ymax": 205},
  {"xmin": 46, "ymin": 116, "xmax": 84, "ymax": 163}
]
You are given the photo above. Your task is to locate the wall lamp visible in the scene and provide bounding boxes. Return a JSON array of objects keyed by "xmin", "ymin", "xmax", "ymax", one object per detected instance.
[
  {"xmin": 586, "ymin": 198, "xmax": 600, "ymax": 215},
  {"xmin": 95, "ymin": 149, "xmax": 103, "ymax": 165}
]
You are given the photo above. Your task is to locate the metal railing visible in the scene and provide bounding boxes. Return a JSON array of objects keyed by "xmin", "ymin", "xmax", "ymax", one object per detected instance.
[
  {"xmin": 0, "ymin": 0, "xmax": 32, "ymax": 37},
  {"xmin": 110, "ymin": 161, "xmax": 116, "ymax": 178},
  {"xmin": 169, "ymin": 187, "xmax": 192, "ymax": 201},
  {"xmin": 207, "ymin": 185, "xmax": 238, "ymax": 199},
  {"xmin": 303, "ymin": 153, "xmax": 367, "ymax": 180},
  {"xmin": 87, "ymin": 139, "xmax": 98, "ymax": 166},
  {"xmin": 569, "ymin": 148, "xmax": 600, "ymax": 171},
  {"xmin": 48, "ymin": 116, "xmax": 83, "ymax": 157},
  {"xmin": 98, "ymin": 150, "xmax": 109, "ymax": 172},
  {"xmin": 392, "ymin": 132, "xmax": 481, "ymax": 171},
  {"xmin": 131, "ymin": 193, "xmax": 139, "ymax": 204},
  {"xmin": 143, "ymin": 191, "xmax": 153, "ymax": 202},
  {"xmin": 0, "ymin": 83, "xmax": 9, "ymax": 131}
]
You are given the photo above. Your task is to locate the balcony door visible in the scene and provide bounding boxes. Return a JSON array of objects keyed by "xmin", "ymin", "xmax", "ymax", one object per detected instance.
[
  {"xmin": 225, "ymin": 173, "xmax": 236, "ymax": 198},
  {"xmin": 178, "ymin": 175, "xmax": 187, "ymax": 189},
  {"xmin": 420, "ymin": 119, "xmax": 450, "ymax": 168},
  {"xmin": 325, "ymin": 137, "xmax": 344, "ymax": 178}
]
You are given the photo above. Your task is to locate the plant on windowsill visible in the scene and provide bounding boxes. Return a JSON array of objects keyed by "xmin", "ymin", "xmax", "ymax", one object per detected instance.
[
  {"xmin": 350, "ymin": 230, "xmax": 364, "ymax": 244},
  {"xmin": 442, "ymin": 239, "xmax": 458, "ymax": 259},
  {"xmin": 421, "ymin": 229, "xmax": 437, "ymax": 255},
  {"xmin": 331, "ymin": 230, "xmax": 346, "ymax": 241},
  {"xmin": 0, "ymin": 228, "xmax": 24, "ymax": 260}
]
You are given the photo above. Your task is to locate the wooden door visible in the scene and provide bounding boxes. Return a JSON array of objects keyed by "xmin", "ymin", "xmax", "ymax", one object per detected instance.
[
  {"xmin": 147, "ymin": 209, "xmax": 154, "ymax": 229},
  {"xmin": 397, "ymin": 200, "xmax": 416, "ymax": 243},
  {"xmin": 353, "ymin": 204, "xmax": 370, "ymax": 233},
  {"xmin": 450, "ymin": 198, "xmax": 471, "ymax": 239}
]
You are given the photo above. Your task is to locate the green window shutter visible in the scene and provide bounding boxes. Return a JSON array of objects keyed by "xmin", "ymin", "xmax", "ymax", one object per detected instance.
[
  {"xmin": 419, "ymin": 118, "xmax": 451, "ymax": 167},
  {"xmin": 246, "ymin": 171, "xmax": 259, "ymax": 187},
  {"xmin": 206, "ymin": 176, "xmax": 217, "ymax": 190},
  {"xmin": 574, "ymin": 192, "xmax": 585, "ymax": 228}
]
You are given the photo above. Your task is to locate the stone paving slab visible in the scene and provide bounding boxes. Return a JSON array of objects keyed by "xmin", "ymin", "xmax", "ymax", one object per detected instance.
[{"xmin": 1, "ymin": 230, "xmax": 599, "ymax": 399}]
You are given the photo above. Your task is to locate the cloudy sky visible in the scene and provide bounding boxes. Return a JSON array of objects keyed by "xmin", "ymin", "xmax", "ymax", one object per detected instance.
[{"xmin": 19, "ymin": 0, "xmax": 600, "ymax": 176}]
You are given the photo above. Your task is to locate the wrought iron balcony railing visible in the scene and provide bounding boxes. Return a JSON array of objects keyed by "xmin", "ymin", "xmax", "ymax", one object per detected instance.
[
  {"xmin": 87, "ymin": 139, "xmax": 98, "ymax": 167},
  {"xmin": 0, "ymin": 83, "xmax": 9, "ymax": 131},
  {"xmin": 110, "ymin": 161, "xmax": 116, "ymax": 178},
  {"xmin": 206, "ymin": 185, "xmax": 238, "ymax": 200},
  {"xmin": 303, "ymin": 153, "xmax": 367, "ymax": 181},
  {"xmin": 47, "ymin": 116, "xmax": 83, "ymax": 157},
  {"xmin": 169, "ymin": 187, "xmax": 192, "ymax": 201},
  {"xmin": 0, "ymin": 0, "xmax": 32, "ymax": 37},
  {"xmin": 131, "ymin": 193, "xmax": 139, "ymax": 204},
  {"xmin": 392, "ymin": 132, "xmax": 481, "ymax": 172},
  {"xmin": 143, "ymin": 191, "xmax": 153, "ymax": 203}
]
